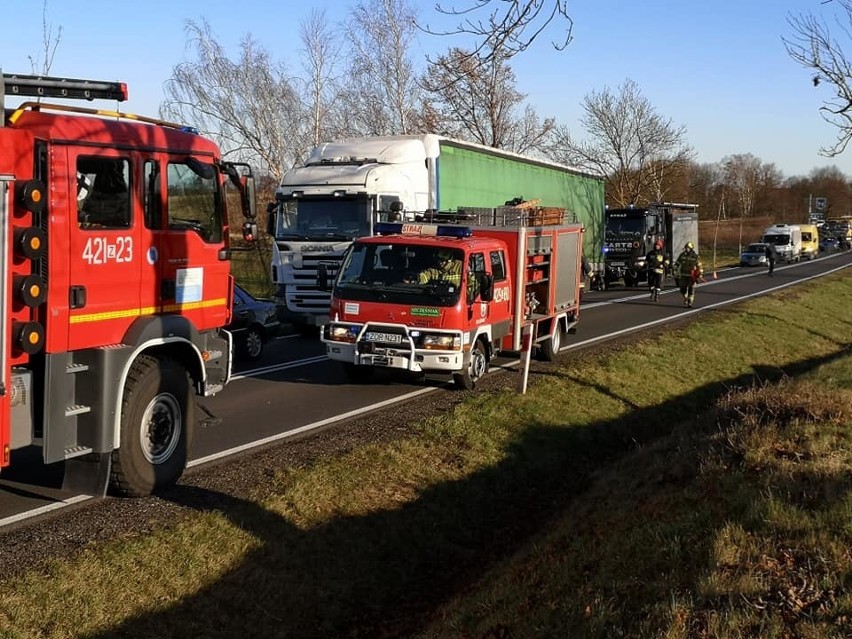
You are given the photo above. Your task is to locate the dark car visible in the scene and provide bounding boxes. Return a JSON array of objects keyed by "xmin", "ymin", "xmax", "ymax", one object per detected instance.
[
  {"xmin": 227, "ymin": 284, "xmax": 281, "ymax": 361},
  {"xmin": 820, "ymin": 236, "xmax": 840, "ymax": 253},
  {"xmin": 740, "ymin": 242, "xmax": 768, "ymax": 267}
]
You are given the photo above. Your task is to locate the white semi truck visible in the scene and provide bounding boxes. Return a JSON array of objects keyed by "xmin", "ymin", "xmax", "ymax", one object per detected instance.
[{"xmin": 266, "ymin": 134, "xmax": 604, "ymax": 335}]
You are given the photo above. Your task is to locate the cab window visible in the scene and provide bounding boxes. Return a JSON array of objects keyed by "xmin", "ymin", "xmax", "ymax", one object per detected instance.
[
  {"xmin": 77, "ymin": 156, "xmax": 131, "ymax": 229},
  {"xmin": 166, "ymin": 160, "xmax": 223, "ymax": 242},
  {"xmin": 467, "ymin": 252, "xmax": 486, "ymax": 303},
  {"xmin": 490, "ymin": 250, "xmax": 507, "ymax": 281},
  {"xmin": 144, "ymin": 160, "xmax": 162, "ymax": 230}
]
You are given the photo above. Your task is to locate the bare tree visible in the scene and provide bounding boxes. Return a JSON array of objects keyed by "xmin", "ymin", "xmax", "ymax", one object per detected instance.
[
  {"xmin": 784, "ymin": 1, "xmax": 852, "ymax": 156},
  {"xmin": 342, "ymin": 0, "xmax": 422, "ymax": 135},
  {"xmin": 300, "ymin": 9, "xmax": 343, "ymax": 147},
  {"xmin": 161, "ymin": 20, "xmax": 306, "ymax": 180},
  {"xmin": 545, "ymin": 78, "xmax": 693, "ymax": 206},
  {"xmin": 28, "ymin": 0, "xmax": 62, "ymax": 75},
  {"xmin": 420, "ymin": 47, "xmax": 553, "ymax": 152},
  {"xmin": 420, "ymin": 0, "xmax": 573, "ymax": 65}
]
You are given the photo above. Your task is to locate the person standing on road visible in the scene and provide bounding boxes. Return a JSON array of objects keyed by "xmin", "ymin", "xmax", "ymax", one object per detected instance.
[
  {"xmin": 645, "ymin": 240, "xmax": 668, "ymax": 302},
  {"xmin": 764, "ymin": 242, "xmax": 777, "ymax": 277},
  {"xmin": 673, "ymin": 242, "xmax": 703, "ymax": 308}
]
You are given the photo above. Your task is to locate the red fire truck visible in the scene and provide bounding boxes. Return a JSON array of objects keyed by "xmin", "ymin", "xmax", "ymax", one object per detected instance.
[
  {"xmin": 319, "ymin": 218, "xmax": 583, "ymax": 389},
  {"xmin": 0, "ymin": 73, "xmax": 257, "ymax": 496}
]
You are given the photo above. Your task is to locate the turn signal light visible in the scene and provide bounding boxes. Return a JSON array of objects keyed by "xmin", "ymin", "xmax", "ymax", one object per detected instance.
[
  {"xmin": 14, "ymin": 227, "xmax": 46, "ymax": 260},
  {"xmin": 13, "ymin": 321, "xmax": 45, "ymax": 354},
  {"xmin": 16, "ymin": 180, "xmax": 47, "ymax": 214},
  {"xmin": 14, "ymin": 274, "xmax": 46, "ymax": 307}
]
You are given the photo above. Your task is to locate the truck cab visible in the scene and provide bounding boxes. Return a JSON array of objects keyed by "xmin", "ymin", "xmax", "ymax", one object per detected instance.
[{"xmin": 762, "ymin": 224, "xmax": 802, "ymax": 262}]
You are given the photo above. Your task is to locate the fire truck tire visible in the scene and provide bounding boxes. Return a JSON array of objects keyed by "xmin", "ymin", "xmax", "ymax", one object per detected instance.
[
  {"xmin": 453, "ymin": 340, "xmax": 488, "ymax": 390},
  {"xmin": 342, "ymin": 362, "xmax": 375, "ymax": 383},
  {"xmin": 110, "ymin": 355, "xmax": 194, "ymax": 497},
  {"xmin": 538, "ymin": 323, "xmax": 564, "ymax": 362}
]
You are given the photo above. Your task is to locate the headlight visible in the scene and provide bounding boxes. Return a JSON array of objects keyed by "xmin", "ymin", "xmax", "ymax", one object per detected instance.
[
  {"xmin": 325, "ymin": 324, "xmax": 359, "ymax": 343},
  {"xmin": 421, "ymin": 333, "xmax": 461, "ymax": 351}
]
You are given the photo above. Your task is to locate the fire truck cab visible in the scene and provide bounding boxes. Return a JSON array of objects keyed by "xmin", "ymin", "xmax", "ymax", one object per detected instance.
[
  {"xmin": 320, "ymin": 219, "xmax": 583, "ymax": 390},
  {"xmin": 0, "ymin": 73, "xmax": 257, "ymax": 496}
]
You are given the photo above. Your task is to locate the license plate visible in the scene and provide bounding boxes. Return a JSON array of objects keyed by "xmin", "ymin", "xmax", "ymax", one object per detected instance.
[
  {"xmin": 364, "ymin": 331, "xmax": 403, "ymax": 343},
  {"xmin": 608, "ymin": 261, "xmax": 625, "ymax": 267}
]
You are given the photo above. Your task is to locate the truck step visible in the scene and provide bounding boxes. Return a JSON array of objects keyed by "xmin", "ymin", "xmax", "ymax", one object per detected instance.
[
  {"xmin": 63, "ymin": 445, "xmax": 94, "ymax": 459},
  {"xmin": 65, "ymin": 404, "xmax": 91, "ymax": 417},
  {"xmin": 66, "ymin": 362, "xmax": 89, "ymax": 374}
]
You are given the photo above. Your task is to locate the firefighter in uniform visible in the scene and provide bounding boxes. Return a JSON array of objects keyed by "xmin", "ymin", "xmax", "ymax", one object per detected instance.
[
  {"xmin": 645, "ymin": 240, "xmax": 668, "ymax": 302},
  {"xmin": 419, "ymin": 249, "xmax": 462, "ymax": 285},
  {"xmin": 673, "ymin": 241, "xmax": 703, "ymax": 308}
]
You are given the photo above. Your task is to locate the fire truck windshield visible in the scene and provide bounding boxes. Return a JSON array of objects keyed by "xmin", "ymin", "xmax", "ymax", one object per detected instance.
[
  {"xmin": 273, "ymin": 197, "xmax": 371, "ymax": 241},
  {"xmin": 335, "ymin": 242, "xmax": 463, "ymax": 306}
]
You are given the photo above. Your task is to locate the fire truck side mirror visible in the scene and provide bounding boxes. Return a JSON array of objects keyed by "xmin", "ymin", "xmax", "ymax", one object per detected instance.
[
  {"xmin": 242, "ymin": 174, "xmax": 257, "ymax": 220},
  {"xmin": 317, "ymin": 263, "xmax": 330, "ymax": 292},
  {"xmin": 266, "ymin": 203, "xmax": 276, "ymax": 236},
  {"xmin": 242, "ymin": 221, "xmax": 258, "ymax": 243},
  {"xmin": 479, "ymin": 273, "xmax": 494, "ymax": 302}
]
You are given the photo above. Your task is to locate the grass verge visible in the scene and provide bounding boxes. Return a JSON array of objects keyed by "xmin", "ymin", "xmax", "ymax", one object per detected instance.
[{"xmin": 0, "ymin": 273, "xmax": 850, "ymax": 639}]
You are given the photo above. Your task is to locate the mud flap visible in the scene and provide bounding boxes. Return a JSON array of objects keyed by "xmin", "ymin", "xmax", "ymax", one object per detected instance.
[{"xmin": 62, "ymin": 452, "xmax": 111, "ymax": 497}]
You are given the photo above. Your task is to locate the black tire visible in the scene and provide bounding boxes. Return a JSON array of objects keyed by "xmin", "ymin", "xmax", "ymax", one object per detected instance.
[
  {"xmin": 538, "ymin": 322, "xmax": 564, "ymax": 362},
  {"xmin": 110, "ymin": 356, "xmax": 194, "ymax": 497},
  {"xmin": 624, "ymin": 273, "xmax": 635, "ymax": 287},
  {"xmin": 241, "ymin": 326, "xmax": 264, "ymax": 361},
  {"xmin": 453, "ymin": 339, "xmax": 488, "ymax": 390},
  {"xmin": 342, "ymin": 362, "xmax": 375, "ymax": 383}
]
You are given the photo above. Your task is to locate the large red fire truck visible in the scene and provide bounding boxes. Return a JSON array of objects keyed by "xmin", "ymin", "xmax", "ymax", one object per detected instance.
[
  {"xmin": 319, "ymin": 215, "xmax": 583, "ymax": 389},
  {"xmin": 0, "ymin": 73, "xmax": 257, "ymax": 496}
]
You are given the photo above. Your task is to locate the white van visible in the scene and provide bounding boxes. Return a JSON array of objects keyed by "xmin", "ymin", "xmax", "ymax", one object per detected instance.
[{"xmin": 762, "ymin": 224, "xmax": 802, "ymax": 262}]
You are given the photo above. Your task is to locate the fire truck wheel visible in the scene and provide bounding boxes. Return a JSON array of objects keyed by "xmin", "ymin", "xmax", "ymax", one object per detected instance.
[
  {"xmin": 453, "ymin": 340, "xmax": 488, "ymax": 390},
  {"xmin": 342, "ymin": 362, "xmax": 375, "ymax": 383},
  {"xmin": 110, "ymin": 356, "xmax": 194, "ymax": 497},
  {"xmin": 538, "ymin": 323, "xmax": 564, "ymax": 362}
]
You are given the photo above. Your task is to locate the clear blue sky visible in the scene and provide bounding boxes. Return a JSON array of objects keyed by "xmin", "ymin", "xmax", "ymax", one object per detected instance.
[{"xmin": 2, "ymin": 0, "xmax": 847, "ymax": 179}]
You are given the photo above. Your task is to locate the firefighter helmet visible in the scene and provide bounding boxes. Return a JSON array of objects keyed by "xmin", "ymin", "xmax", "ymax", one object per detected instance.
[
  {"xmin": 654, "ymin": 240, "xmax": 663, "ymax": 250},
  {"xmin": 685, "ymin": 241, "xmax": 694, "ymax": 250}
]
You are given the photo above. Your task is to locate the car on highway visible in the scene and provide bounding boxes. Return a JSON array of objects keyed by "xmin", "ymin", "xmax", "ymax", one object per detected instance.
[
  {"xmin": 820, "ymin": 236, "xmax": 841, "ymax": 253},
  {"xmin": 227, "ymin": 284, "xmax": 281, "ymax": 360},
  {"xmin": 740, "ymin": 242, "xmax": 769, "ymax": 267}
]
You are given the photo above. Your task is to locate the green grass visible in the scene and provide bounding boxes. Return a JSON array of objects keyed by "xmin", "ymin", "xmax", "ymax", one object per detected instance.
[{"xmin": 0, "ymin": 273, "xmax": 850, "ymax": 638}]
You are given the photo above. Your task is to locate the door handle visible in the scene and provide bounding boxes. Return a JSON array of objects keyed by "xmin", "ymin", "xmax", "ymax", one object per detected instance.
[{"xmin": 69, "ymin": 285, "xmax": 87, "ymax": 309}]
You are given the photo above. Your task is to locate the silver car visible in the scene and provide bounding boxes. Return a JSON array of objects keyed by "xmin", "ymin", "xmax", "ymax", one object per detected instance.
[{"xmin": 740, "ymin": 243, "xmax": 768, "ymax": 267}]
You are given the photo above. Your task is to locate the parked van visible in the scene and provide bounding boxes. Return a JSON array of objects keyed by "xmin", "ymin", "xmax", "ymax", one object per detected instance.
[
  {"xmin": 762, "ymin": 224, "xmax": 802, "ymax": 262},
  {"xmin": 799, "ymin": 224, "xmax": 819, "ymax": 260}
]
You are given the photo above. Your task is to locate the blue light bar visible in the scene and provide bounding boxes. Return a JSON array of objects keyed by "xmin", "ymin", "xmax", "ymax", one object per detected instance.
[{"xmin": 374, "ymin": 222, "xmax": 473, "ymax": 238}]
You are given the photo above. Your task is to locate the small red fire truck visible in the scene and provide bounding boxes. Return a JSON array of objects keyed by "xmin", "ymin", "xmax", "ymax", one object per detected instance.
[
  {"xmin": 0, "ymin": 73, "xmax": 257, "ymax": 496},
  {"xmin": 319, "ymin": 218, "xmax": 583, "ymax": 389}
]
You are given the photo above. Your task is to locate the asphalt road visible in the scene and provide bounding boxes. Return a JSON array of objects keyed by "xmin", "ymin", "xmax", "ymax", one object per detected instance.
[{"xmin": 2, "ymin": 251, "xmax": 850, "ymax": 527}]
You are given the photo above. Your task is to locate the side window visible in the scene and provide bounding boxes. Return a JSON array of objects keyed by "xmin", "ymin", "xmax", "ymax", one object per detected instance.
[
  {"xmin": 490, "ymin": 250, "xmax": 507, "ymax": 281},
  {"xmin": 77, "ymin": 156, "xmax": 131, "ymax": 229},
  {"xmin": 467, "ymin": 252, "xmax": 486, "ymax": 303},
  {"xmin": 166, "ymin": 160, "xmax": 223, "ymax": 243},
  {"xmin": 143, "ymin": 160, "xmax": 162, "ymax": 230}
]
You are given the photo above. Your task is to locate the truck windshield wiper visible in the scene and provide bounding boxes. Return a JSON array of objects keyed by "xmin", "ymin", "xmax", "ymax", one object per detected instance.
[{"xmin": 276, "ymin": 232, "xmax": 314, "ymax": 240}]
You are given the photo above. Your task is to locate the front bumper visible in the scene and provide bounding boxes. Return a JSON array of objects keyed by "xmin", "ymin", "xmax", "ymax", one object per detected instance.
[{"xmin": 321, "ymin": 322, "xmax": 465, "ymax": 373}]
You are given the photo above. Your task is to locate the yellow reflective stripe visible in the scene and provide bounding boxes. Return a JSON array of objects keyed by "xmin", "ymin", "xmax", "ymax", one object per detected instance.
[{"xmin": 69, "ymin": 299, "xmax": 227, "ymax": 324}]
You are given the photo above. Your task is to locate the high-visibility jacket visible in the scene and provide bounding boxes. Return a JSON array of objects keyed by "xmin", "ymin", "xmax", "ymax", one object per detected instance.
[{"xmin": 419, "ymin": 260, "xmax": 462, "ymax": 285}]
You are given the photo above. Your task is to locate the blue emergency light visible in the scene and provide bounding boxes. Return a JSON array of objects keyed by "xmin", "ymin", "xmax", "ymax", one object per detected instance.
[{"xmin": 374, "ymin": 222, "xmax": 473, "ymax": 238}]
